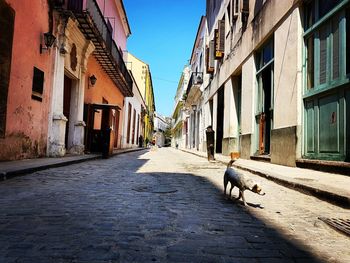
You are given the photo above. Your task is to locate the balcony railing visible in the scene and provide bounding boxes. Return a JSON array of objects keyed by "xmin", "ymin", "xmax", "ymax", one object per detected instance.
[
  {"xmin": 186, "ymin": 72, "xmax": 203, "ymax": 95},
  {"xmin": 61, "ymin": 0, "xmax": 133, "ymax": 96}
]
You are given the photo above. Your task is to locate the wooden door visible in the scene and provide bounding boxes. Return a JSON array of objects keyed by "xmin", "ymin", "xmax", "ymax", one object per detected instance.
[{"xmin": 63, "ymin": 76, "xmax": 72, "ymax": 148}]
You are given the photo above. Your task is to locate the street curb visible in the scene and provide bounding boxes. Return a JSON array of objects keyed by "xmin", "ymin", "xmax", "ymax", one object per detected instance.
[
  {"xmin": 180, "ymin": 149, "xmax": 350, "ymax": 209},
  {"xmin": 1, "ymin": 148, "xmax": 148, "ymax": 181},
  {"xmin": 232, "ymin": 164, "xmax": 350, "ymax": 209},
  {"xmin": 1, "ymin": 155, "xmax": 101, "ymax": 181}
]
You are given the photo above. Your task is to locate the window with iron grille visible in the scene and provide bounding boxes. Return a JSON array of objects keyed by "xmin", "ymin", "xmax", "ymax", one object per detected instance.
[{"xmin": 32, "ymin": 67, "xmax": 44, "ymax": 101}]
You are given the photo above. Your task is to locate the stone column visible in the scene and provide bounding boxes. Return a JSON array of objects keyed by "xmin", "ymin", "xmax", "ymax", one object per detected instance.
[
  {"xmin": 48, "ymin": 45, "xmax": 67, "ymax": 157},
  {"xmin": 69, "ymin": 40, "xmax": 94, "ymax": 154}
]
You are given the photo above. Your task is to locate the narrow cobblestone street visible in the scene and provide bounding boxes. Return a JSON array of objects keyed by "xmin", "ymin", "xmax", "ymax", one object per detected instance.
[{"xmin": 0, "ymin": 148, "xmax": 349, "ymax": 263}]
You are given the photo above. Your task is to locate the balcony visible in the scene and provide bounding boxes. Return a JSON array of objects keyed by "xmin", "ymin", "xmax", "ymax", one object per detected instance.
[
  {"xmin": 56, "ymin": 0, "xmax": 133, "ymax": 97},
  {"xmin": 185, "ymin": 72, "xmax": 203, "ymax": 107}
]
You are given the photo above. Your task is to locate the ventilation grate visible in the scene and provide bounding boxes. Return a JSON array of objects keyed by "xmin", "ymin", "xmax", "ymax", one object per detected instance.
[{"xmin": 318, "ymin": 217, "xmax": 350, "ymax": 236}]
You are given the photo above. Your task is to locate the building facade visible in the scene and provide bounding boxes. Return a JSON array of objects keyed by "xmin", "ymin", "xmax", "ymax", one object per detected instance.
[
  {"xmin": 121, "ymin": 72, "xmax": 146, "ymax": 148},
  {"xmin": 126, "ymin": 53, "xmax": 155, "ymax": 145},
  {"xmin": 176, "ymin": 0, "xmax": 350, "ymax": 168},
  {"xmin": 185, "ymin": 16, "xmax": 209, "ymax": 152},
  {"xmin": 153, "ymin": 112, "xmax": 170, "ymax": 147},
  {"xmin": 48, "ymin": 0, "xmax": 133, "ymax": 157},
  {"xmin": 0, "ymin": 0, "xmax": 134, "ymax": 160},
  {"xmin": 0, "ymin": 0, "xmax": 55, "ymax": 160},
  {"xmin": 171, "ymin": 66, "xmax": 191, "ymax": 149}
]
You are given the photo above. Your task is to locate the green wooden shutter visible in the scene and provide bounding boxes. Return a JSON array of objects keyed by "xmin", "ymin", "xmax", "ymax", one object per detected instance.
[
  {"xmin": 319, "ymin": 26, "xmax": 328, "ymax": 85},
  {"xmin": 306, "ymin": 36, "xmax": 314, "ymax": 89},
  {"xmin": 332, "ymin": 16, "xmax": 340, "ymax": 80}
]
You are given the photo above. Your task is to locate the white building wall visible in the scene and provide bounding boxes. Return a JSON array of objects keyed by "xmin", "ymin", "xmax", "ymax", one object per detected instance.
[
  {"xmin": 241, "ymin": 55, "xmax": 256, "ymax": 136},
  {"xmin": 212, "ymin": 94, "xmax": 218, "ymax": 137},
  {"xmin": 273, "ymin": 7, "xmax": 302, "ymax": 129},
  {"xmin": 223, "ymin": 78, "xmax": 236, "ymax": 139},
  {"xmin": 121, "ymin": 90, "xmax": 142, "ymax": 149}
]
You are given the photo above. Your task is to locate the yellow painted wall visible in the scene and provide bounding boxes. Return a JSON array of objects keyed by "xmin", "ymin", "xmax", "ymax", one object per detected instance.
[{"xmin": 126, "ymin": 53, "xmax": 155, "ymax": 143}]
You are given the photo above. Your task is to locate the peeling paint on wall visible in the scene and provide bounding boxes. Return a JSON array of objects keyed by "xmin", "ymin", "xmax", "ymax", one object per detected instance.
[{"xmin": 0, "ymin": 132, "xmax": 46, "ymax": 160}]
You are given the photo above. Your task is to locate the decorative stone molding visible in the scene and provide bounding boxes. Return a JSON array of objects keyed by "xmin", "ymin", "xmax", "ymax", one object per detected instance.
[
  {"xmin": 81, "ymin": 41, "xmax": 95, "ymax": 73},
  {"xmin": 48, "ymin": 14, "xmax": 95, "ymax": 157},
  {"xmin": 53, "ymin": 114, "xmax": 68, "ymax": 122}
]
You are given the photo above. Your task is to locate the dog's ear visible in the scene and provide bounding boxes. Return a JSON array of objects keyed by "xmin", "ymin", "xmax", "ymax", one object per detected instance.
[
  {"xmin": 252, "ymin": 184, "xmax": 266, "ymax": 195},
  {"xmin": 252, "ymin": 184, "xmax": 260, "ymax": 193}
]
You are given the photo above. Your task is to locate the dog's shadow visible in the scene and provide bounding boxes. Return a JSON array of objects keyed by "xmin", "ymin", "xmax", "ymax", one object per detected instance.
[{"xmin": 224, "ymin": 196, "xmax": 264, "ymax": 209}]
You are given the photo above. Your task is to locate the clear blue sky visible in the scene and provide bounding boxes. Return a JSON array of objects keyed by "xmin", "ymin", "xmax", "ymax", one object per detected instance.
[{"xmin": 123, "ymin": 0, "xmax": 205, "ymax": 117}]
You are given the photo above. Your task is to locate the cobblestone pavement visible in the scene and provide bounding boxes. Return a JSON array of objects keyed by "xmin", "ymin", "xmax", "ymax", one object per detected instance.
[{"xmin": 0, "ymin": 148, "xmax": 349, "ymax": 263}]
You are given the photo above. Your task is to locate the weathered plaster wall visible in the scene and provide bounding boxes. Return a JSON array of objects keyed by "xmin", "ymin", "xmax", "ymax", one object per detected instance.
[
  {"xmin": 241, "ymin": 56, "xmax": 256, "ymax": 137},
  {"xmin": 209, "ymin": 0, "xmax": 301, "ymax": 98},
  {"xmin": 0, "ymin": 0, "xmax": 54, "ymax": 160},
  {"xmin": 273, "ymin": 7, "xmax": 302, "ymax": 129},
  {"xmin": 126, "ymin": 53, "xmax": 146, "ymax": 100},
  {"xmin": 85, "ymin": 55, "xmax": 125, "ymax": 143}
]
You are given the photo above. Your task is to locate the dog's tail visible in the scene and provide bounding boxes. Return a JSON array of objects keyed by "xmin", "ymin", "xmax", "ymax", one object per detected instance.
[{"xmin": 227, "ymin": 159, "xmax": 236, "ymax": 168}]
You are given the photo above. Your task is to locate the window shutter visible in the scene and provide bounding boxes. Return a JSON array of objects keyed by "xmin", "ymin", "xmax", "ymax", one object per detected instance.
[
  {"xmin": 319, "ymin": 26, "xmax": 328, "ymax": 85},
  {"xmin": 208, "ymin": 40, "xmax": 215, "ymax": 72},
  {"xmin": 306, "ymin": 36, "xmax": 314, "ymax": 89},
  {"xmin": 215, "ymin": 20, "xmax": 225, "ymax": 59},
  {"xmin": 332, "ymin": 16, "xmax": 340, "ymax": 80}
]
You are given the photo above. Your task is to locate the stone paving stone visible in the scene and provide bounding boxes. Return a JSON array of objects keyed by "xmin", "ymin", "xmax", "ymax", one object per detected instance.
[{"xmin": 0, "ymin": 148, "xmax": 348, "ymax": 262}]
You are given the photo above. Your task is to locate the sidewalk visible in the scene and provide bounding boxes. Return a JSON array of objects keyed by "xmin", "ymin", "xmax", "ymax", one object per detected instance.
[
  {"xmin": 181, "ymin": 148, "xmax": 350, "ymax": 209},
  {"xmin": 0, "ymin": 147, "xmax": 147, "ymax": 180}
]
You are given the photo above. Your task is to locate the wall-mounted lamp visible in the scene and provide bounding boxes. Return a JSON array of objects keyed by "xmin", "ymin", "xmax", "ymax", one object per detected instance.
[
  {"xmin": 88, "ymin": 75, "xmax": 97, "ymax": 88},
  {"xmin": 40, "ymin": 32, "xmax": 56, "ymax": 54}
]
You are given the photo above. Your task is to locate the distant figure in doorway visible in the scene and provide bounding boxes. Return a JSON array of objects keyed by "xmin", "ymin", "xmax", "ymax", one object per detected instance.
[
  {"xmin": 206, "ymin": 126, "xmax": 215, "ymax": 161},
  {"xmin": 138, "ymin": 135, "xmax": 144, "ymax": 148}
]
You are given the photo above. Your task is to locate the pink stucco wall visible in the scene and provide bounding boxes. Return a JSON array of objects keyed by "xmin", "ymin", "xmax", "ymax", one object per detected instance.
[
  {"xmin": 0, "ymin": 0, "xmax": 54, "ymax": 160},
  {"xmin": 96, "ymin": 0, "xmax": 128, "ymax": 50}
]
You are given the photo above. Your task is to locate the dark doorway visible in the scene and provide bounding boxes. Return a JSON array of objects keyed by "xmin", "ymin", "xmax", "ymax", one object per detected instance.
[
  {"xmin": 84, "ymin": 103, "xmax": 120, "ymax": 154},
  {"xmin": 216, "ymin": 86, "xmax": 224, "ymax": 153},
  {"xmin": 256, "ymin": 38, "xmax": 274, "ymax": 156},
  {"xmin": 209, "ymin": 99, "xmax": 214, "ymax": 126},
  {"xmin": 114, "ymin": 110, "xmax": 120, "ymax": 148},
  {"xmin": 259, "ymin": 65, "xmax": 272, "ymax": 155},
  {"xmin": 63, "ymin": 76, "xmax": 72, "ymax": 148},
  {"xmin": 0, "ymin": 0, "xmax": 15, "ymax": 137}
]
